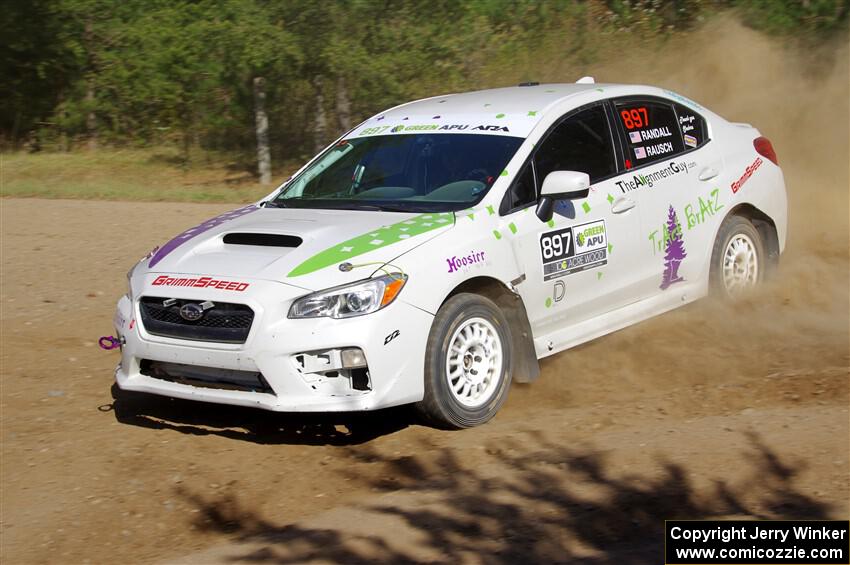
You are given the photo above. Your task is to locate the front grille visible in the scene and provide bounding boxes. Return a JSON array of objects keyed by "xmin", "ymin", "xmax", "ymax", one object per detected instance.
[
  {"xmin": 139, "ymin": 296, "xmax": 254, "ymax": 343},
  {"xmin": 140, "ymin": 359, "xmax": 274, "ymax": 394}
]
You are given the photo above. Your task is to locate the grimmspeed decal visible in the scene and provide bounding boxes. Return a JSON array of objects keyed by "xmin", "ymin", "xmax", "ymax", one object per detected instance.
[
  {"xmin": 615, "ymin": 160, "xmax": 689, "ymax": 193},
  {"xmin": 152, "ymin": 275, "xmax": 250, "ymax": 291},
  {"xmin": 540, "ymin": 220, "xmax": 607, "ymax": 281},
  {"xmin": 731, "ymin": 157, "xmax": 763, "ymax": 194}
]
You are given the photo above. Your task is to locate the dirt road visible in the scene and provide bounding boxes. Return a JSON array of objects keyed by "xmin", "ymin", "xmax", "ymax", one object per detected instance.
[
  {"xmin": 2, "ymin": 20, "xmax": 849, "ymax": 565},
  {"xmin": 0, "ymin": 192, "xmax": 847, "ymax": 565}
]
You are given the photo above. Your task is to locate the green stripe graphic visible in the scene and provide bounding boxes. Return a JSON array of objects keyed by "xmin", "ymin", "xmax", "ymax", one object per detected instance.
[{"xmin": 287, "ymin": 212, "xmax": 454, "ymax": 277}]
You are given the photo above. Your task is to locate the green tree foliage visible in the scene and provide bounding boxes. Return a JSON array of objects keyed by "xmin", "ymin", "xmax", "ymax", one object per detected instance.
[
  {"xmin": 1, "ymin": 0, "xmax": 847, "ymax": 169},
  {"xmin": 732, "ymin": 0, "xmax": 849, "ymax": 34},
  {"xmin": 0, "ymin": 0, "xmax": 82, "ymax": 145}
]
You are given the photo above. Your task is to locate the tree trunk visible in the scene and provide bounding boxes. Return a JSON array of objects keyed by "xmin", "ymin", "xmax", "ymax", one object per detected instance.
[
  {"xmin": 336, "ymin": 76, "xmax": 352, "ymax": 133},
  {"xmin": 84, "ymin": 19, "xmax": 97, "ymax": 151},
  {"xmin": 86, "ymin": 80, "xmax": 97, "ymax": 151},
  {"xmin": 253, "ymin": 76, "xmax": 271, "ymax": 185},
  {"xmin": 59, "ymin": 94, "xmax": 68, "ymax": 152},
  {"xmin": 312, "ymin": 76, "xmax": 327, "ymax": 155}
]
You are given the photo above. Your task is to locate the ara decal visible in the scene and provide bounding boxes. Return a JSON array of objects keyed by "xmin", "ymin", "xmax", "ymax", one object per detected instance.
[{"xmin": 287, "ymin": 212, "xmax": 454, "ymax": 277}]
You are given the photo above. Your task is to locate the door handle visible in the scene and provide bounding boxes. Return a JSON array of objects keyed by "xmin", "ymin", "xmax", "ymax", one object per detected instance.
[
  {"xmin": 611, "ymin": 197, "xmax": 636, "ymax": 214},
  {"xmin": 698, "ymin": 167, "xmax": 720, "ymax": 181}
]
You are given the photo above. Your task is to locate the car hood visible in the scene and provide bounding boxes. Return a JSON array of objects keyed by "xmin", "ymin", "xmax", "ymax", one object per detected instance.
[{"xmin": 143, "ymin": 205, "xmax": 455, "ymax": 290}]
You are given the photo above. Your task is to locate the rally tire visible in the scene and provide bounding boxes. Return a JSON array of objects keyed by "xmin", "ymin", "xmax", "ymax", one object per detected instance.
[
  {"xmin": 416, "ymin": 293, "xmax": 513, "ymax": 429},
  {"xmin": 710, "ymin": 215, "xmax": 765, "ymax": 299}
]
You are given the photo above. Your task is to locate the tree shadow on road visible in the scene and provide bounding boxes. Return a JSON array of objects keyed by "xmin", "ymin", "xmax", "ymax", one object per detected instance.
[
  {"xmin": 106, "ymin": 384, "xmax": 413, "ymax": 446},
  {"xmin": 175, "ymin": 431, "xmax": 833, "ymax": 563}
]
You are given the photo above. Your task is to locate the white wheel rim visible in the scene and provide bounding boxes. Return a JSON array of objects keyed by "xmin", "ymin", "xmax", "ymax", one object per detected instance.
[
  {"xmin": 722, "ymin": 233, "xmax": 759, "ymax": 296},
  {"xmin": 445, "ymin": 317, "xmax": 503, "ymax": 408}
]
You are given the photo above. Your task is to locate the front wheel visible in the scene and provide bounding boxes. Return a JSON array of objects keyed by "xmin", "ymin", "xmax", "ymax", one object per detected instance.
[
  {"xmin": 710, "ymin": 215, "xmax": 765, "ymax": 299},
  {"xmin": 416, "ymin": 293, "xmax": 512, "ymax": 429}
]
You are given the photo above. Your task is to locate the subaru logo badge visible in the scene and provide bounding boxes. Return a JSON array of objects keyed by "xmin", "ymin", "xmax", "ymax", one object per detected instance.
[{"xmin": 179, "ymin": 303, "xmax": 205, "ymax": 321}]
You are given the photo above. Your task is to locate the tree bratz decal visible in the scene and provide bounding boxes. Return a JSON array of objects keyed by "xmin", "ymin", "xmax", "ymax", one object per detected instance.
[{"xmin": 660, "ymin": 205, "xmax": 687, "ymax": 290}]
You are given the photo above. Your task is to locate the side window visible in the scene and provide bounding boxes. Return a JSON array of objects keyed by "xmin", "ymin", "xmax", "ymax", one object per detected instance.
[
  {"xmin": 534, "ymin": 105, "xmax": 616, "ymax": 184},
  {"xmin": 672, "ymin": 103, "xmax": 709, "ymax": 149},
  {"xmin": 503, "ymin": 162, "xmax": 536, "ymax": 212},
  {"xmin": 501, "ymin": 104, "xmax": 615, "ymax": 214},
  {"xmin": 615, "ymin": 100, "xmax": 684, "ymax": 166}
]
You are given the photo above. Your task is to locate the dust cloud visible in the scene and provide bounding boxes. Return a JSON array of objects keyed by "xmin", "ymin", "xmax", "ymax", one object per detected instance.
[
  {"xmin": 593, "ymin": 16, "xmax": 849, "ymax": 242},
  {"xmin": 531, "ymin": 18, "xmax": 849, "ymax": 405}
]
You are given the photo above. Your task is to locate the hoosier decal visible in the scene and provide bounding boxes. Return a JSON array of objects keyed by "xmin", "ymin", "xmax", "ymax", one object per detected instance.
[
  {"xmin": 446, "ymin": 250, "xmax": 486, "ymax": 273},
  {"xmin": 540, "ymin": 220, "xmax": 607, "ymax": 281}
]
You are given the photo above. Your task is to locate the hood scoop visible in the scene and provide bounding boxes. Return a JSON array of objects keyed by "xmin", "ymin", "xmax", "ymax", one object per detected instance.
[{"xmin": 223, "ymin": 233, "xmax": 302, "ymax": 247}]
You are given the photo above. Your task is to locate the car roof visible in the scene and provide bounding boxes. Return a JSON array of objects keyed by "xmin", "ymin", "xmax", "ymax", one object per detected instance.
[
  {"xmin": 356, "ymin": 81, "xmax": 631, "ymax": 138},
  {"xmin": 376, "ymin": 82, "xmax": 610, "ymax": 119},
  {"xmin": 353, "ymin": 81, "xmax": 713, "ymax": 140}
]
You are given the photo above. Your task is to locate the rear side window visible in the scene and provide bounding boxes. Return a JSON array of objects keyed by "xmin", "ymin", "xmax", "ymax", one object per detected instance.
[
  {"xmin": 673, "ymin": 103, "xmax": 709, "ymax": 149},
  {"xmin": 615, "ymin": 100, "xmax": 684, "ymax": 166}
]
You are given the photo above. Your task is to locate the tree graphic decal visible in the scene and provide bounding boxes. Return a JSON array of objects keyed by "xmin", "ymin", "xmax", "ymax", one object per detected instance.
[{"xmin": 660, "ymin": 205, "xmax": 687, "ymax": 290}]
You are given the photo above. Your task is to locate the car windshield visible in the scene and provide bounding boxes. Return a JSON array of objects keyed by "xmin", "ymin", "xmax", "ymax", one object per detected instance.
[{"xmin": 271, "ymin": 133, "xmax": 523, "ymax": 212}]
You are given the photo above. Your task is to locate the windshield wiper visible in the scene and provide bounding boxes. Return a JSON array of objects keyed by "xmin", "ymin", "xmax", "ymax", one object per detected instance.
[
  {"xmin": 372, "ymin": 203, "xmax": 416, "ymax": 213},
  {"xmin": 263, "ymin": 200, "xmax": 420, "ymax": 213},
  {"xmin": 336, "ymin": 202, "xmax": 421, "ymax": 213},
  {"xmin": 309, "ymin": 202, "xmax": 380, "ymax": 211}
]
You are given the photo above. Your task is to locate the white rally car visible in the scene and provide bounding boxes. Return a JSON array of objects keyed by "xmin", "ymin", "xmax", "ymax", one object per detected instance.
[{"xmin": 111, "ymin": 79, "xmax": 787, "ymax": 428}]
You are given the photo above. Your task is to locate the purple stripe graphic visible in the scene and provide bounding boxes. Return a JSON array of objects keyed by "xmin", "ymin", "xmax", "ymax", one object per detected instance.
[{"xmin": 148, "ymin": 205, "xmax": 257, "ymax": 268}]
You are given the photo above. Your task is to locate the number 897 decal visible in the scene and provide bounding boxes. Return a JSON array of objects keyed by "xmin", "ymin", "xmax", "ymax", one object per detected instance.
[{"xmin": 540, "ymin": 220, "xmax": 608, "ymax": 281}]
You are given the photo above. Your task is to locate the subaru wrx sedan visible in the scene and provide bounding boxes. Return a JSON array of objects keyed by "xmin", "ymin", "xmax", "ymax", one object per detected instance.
[{"xmin": 110, "ymin": 79, "xmax": 787, "ymax": 428}]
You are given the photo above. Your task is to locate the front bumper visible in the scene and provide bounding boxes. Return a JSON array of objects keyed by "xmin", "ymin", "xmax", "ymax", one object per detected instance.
[{"xmin": 112, "ymin": 276, "xmax": 432, "ymax": 412}]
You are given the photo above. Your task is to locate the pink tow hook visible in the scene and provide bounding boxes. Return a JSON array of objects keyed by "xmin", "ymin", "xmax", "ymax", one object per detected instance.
[{"xmin": 99, "ymin": 336, "xmax": 123, "ymax": 350}]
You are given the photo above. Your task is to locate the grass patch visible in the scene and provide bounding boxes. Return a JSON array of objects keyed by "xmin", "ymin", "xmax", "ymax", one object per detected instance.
[{"xmin": 0, "ymin": 148, "xmax": 296, "ymax": 203}]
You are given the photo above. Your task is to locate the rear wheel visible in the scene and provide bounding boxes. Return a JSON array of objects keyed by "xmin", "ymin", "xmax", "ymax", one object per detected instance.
[
  {"xmin": 416, "ymin": 293, "xmax": 512, "ymax": 429},
  {"xmin": 710, "ymin": 215, "xmax": 765, "ymax": 299}
]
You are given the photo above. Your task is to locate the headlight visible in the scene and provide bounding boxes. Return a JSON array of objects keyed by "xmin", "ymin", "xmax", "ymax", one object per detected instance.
[{"xmin": 288, "ymin": 274, "xmax": 407, "ymax": 319}]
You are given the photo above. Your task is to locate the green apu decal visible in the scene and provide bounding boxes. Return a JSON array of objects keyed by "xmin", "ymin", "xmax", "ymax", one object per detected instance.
[{"xmin": 287, "ymin": 213, "xmax": 454, "ymax": 277}]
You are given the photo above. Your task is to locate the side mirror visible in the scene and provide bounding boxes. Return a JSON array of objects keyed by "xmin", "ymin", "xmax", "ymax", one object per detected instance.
[{"xmin": 536, "ymin": 171, "xmax": 591, "ymax": 222}]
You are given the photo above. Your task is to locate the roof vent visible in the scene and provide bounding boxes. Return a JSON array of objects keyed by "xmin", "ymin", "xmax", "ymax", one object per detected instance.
[
  {"xmin": 576, "ymin": 76, "xmax": 595, "ymax": 84},
  {"xmin": 223, "ymin": 233, "xmax": 302, "ymax": 247},
  {"xmin": 518, "ymin": 81, "xmax": 540, "ymax": 87}
]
